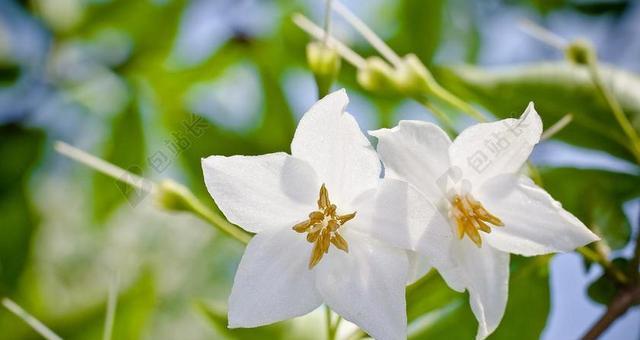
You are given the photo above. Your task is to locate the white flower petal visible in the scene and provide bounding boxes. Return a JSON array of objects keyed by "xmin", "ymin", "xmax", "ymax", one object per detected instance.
[
  {"xmin": 349, "ymin": 178, "xmax": 437, "ymax": 254},
  {"xmin": 452, "ymin": 239, "xmax": 510, "ymax": 340},
  {"xmin": 370, "ymin": 120, "xmax": 452, "ymax": 201},
  {"xmin": 228, "ymin": 228, "xmax": 322, "ymax": 327},
  {"xmin": 291, "ymin": 89, "xmax": 381, "ymax": 205},
  {"xmin": 478, "ymin": 174, "xmax": 599, "ymax": 256},
  {"xmin": 315, "ymin": 233, "xmax": 408, "ymax": 340},
  {"xmin": 202, "ymin": 152, "xmax": 319, "ymax": 233},
  {"xmin": 407, "ymin": 251, "xmax": 432, "ymax": 284},
  {"xmin": 450, "ymin": 102, "xmax": 542, "ymax": 187}
]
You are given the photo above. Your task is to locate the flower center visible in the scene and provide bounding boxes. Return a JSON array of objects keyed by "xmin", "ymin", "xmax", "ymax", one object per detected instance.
[
  {"xmin": 292, "ymin": 184, "xmax": 355, "ymax": 269},
  {"xmin": 449, "ymin": 194, "xmax": 504, "ymax": 247}
]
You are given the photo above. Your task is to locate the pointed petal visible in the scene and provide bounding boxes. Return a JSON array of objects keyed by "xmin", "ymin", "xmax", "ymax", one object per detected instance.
[
  {"xmin": 478, "ymin": 174, "xmax": 599, "ymax": 256},
  {"xmin": 349, "ymin": 178, "xmax": 438, "ymax": 253},
  {"xmin": 291, "ymin": 89, "xmax": 381, "ymax": 205},
  {"xmin": 453, "ymin": 239, "xmax": 510, "ymax": 340},
  {"xmin": 315, "ymin": 234, "xmax": 409, "ymax": 340},
  {"xmin": 228, "ymin": 228, "xmax": 322, "ymax": 327},
  {"xmin": 202, "ymin": 153, "xmax": 318, "ymax": 233},
  {"xmin": 450, "ymin": 103, "xmax": 542, "ymax": 187},
  {"xmin": 369, "ymin": 120, "xmax": 452, "ymax": 201}
]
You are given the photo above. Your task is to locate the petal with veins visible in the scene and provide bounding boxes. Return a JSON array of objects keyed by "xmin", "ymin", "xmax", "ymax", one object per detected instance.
[
  {"xmin": 478, "ymin": 174, "xmax": 600, "ymax": 256},
  {"xmin": 202, "ymin": 152, "xmax": 318, "ymax": 233},
  {"xmin": 450, "ymin": 102, "xmax": 542, "ymax": 187},
  {"xmin": 315, "ymin": 232, "xmax": 408, "ymax": 340},
  {"xmin": 228, "ymin": 228, "xmax": 322, "ymax": 327},
  {"xmin": 370, "ymin": 120, "xmax": 452, "ymax": 202},
  {"xmin": 291, "ymin": 89, "xmax": 381, "ymax": 205}
]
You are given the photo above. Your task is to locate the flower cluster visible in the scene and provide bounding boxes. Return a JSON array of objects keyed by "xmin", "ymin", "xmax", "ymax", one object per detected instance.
[{"xmin": 202, "ymin": 90, "xmax": 598, "ymax": 340}]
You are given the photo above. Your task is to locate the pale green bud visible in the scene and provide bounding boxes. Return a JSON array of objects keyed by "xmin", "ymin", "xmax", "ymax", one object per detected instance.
[
  {"xmin": 155, "ymin": 179, "xmax": 196, "ymax": 212},
  {"xmin": 307, "ymin": 41, "xmax": 341, "ymax": 97},
  {"xmin": 356, "ymin": 56, "xmax": 400, "ymax": 96},
  {"xmin": 565, "ymin": 39, "xmax": 595, "ymax": 65},
  {"xmin": 394, "ymin": 54, "xmax": 435, "ymax": 98}
]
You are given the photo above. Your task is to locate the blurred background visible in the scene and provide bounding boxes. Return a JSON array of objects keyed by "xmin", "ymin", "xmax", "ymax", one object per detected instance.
[{"xmin": 0, "ymin": 0, "xmax": 639, "ymax": 339}]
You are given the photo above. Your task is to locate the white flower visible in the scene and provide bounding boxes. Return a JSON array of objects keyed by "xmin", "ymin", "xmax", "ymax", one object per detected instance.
[
  {"xmin": 370, "ymin": 103, "xmax": 600, "ymax": 340},
  {"xmin": 202, "ymin": 89, "xmax": 433, "ymax": 340}
]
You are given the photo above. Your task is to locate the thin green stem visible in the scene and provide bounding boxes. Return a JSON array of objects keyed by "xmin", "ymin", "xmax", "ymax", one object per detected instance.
[
  {"xmin": 184, "ymin": 192, "xmax": 251, "ymax": 244},
  {"xmin": 586, "ymin": 59, "xmax": 640, "ymax": 163},
  {"xmin": 415, "ymin": 97, "xmax": 456, "ymax": 137},
  {"xmin": 325, "ymin": 305, "xmax": 335, "ymax": 340},
  {"xmin": 323, "ymin": 0, "xmax": 333, "ymax": 45},
  {"xmin": 429, "ymin": 82, "xmax": 486, "ymax": 122}
]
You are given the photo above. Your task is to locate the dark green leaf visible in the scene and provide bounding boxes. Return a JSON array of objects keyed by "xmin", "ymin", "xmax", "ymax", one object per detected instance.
[
  {"xmin": 407, "ymin": 256, "xmax": 551, "ymax": 339},
  {"xmin": 540, "ymin": 168, "xmax": 640, "ymax": 249},
  {"xmin": 0, "ymin": 125, "xmax": 44, "ymax": 294},
  {"xmin": 197, "ymin": 302, "xmax": 300, "ymax": 340},
  {"xmin": 437, "ymin": 62, "xmax": 640, "ymax": 162}
]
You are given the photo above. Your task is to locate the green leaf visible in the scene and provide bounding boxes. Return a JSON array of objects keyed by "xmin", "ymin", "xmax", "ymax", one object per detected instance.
[
  {"xmin": 395, "ymin": 0, "xmax": 445, "ymax": 65},
  {"xmin": 436, "ymin": 62, "xmax": 640, "ymax": 162},
  {"xmin": 92, "ymin": 98, "xmax": 146, "ymax": 223},
  {"xmin": 0, "ymin": 125, "xmax": 44, "ymax": 294},
  {"xmin": 407, "ymin": 256, "xmax": 551, "ymax": 339},
  {"xmin": 587, "ymin": 258, "xmax": 631, "ymax": 306},
  {"xmin": 539, "ymin": 167, "xmax": 640, "ymax": 249},
  {"xmin": 197, "ymin": 302, "xmax": 300, "ymax": 340}
]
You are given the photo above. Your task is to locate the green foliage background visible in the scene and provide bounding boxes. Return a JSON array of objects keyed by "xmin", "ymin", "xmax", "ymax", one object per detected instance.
[{"xmin": 0, "ymin": 0, "xmax": 639, "ymax": 339}]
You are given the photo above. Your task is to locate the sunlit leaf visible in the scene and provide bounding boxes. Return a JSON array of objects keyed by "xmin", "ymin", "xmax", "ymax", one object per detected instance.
[
  {"xmin": 407, "ymin": 256, "xmax": 550, "ymax": 340},
  {"xmin": 437, "ymin": 62, "xmax": 640, "ymax": 162},
  {"xmin": 539, "ymin": 167, "xmax": 640, "ymax": 249}
]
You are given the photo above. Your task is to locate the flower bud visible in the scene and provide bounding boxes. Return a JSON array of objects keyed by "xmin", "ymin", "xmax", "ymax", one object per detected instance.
[
  {"xmin": 155, "ymin": 179, "xmax": 196, "ymax": 212},
  {"xmin": 394, "ymin": 54, "xmax": 435, "ymax": 98},
  {"xmin": 565, "ymin": 39, "xmax": 595, "ymax": 65},
  {"xmin": 356, "ymin": 56, "xmax": 400, "ymax": 96},
  {"xmin": 307, "ymin": 41, "xmax": 341, "ymax": 97}
]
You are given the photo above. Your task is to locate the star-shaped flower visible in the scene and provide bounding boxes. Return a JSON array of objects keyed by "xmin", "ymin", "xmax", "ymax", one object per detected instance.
[
  {"xmin": 370, "ymin": 103, "xmax": 599, "ymax": 339},
  {"xmin": 202, "ymin": 89, "xmax": 432, "ymax": 340}
]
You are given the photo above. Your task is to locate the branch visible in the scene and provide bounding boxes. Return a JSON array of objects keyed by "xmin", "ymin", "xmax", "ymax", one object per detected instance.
[{"xmin": 581, "ymin": 285, "xmax": 640, "ymax": 340}]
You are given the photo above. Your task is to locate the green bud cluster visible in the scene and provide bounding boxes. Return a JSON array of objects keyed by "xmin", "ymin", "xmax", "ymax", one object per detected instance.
[{"xmin": 356, "ymin": 54, "xmax": 435, "ymax": 100}]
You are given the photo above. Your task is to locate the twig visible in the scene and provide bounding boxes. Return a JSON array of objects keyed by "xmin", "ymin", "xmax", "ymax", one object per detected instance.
[{"xmin": 581, "ymin": 285, "xmax": 640, "ymax": 339}]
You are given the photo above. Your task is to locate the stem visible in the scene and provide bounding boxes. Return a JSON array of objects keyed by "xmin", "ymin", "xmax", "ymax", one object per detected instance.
[
  {"xmin": 54, "ymin": 141, "xmax": 250, "ymax": 245},
  {"xmin": 180, "ymin": 188, "xmax": 251, "ymax": 244},
  {"xmin": 332, "ymin": 0, "xmax": 403, "ymax": 68},
  {"xmin": 323, "ymin": 0, "xmax": 333, "ymax": 45},
  {"xmin": 325, "ymin": 305, "xmax": 335, "ymax": 340},
  {"xmin": 586, "ymin": 59, "xmax": 640, "ymax": 163},
  {"xmin": 518, "ymin": 19, "xmax": 567, "ymax": 51},
  {"xmin": 293, "ymin": 13, "xmax": 366, "ymax": 69},
  {"xmin": 415, "ymin": 97, "xmax": 456, "ymax": 136},
  {"xmin": 2, "ymin": 298, "xmax": 63, "ymax": 340},
  {"xmin": 577, "ymin": 247, "xmax": 628, "ymax": 285},
  {"xmin": 581, "ymin": 285, "xmax": 640, "ymax": 340},
  {"xmin": 103, "ymin": 272, "xmax": 120, "ymax": 340},
  {"xmin": 429, "ymin": 81, "xmax": 486, "ymax": 122},
  {"xmin": 541, "ymin": 114, "xmax": 573, "ymax": 141},
  {"xmin": 55, "ymin": 141, "xmax": 156, "ymax": 193}
]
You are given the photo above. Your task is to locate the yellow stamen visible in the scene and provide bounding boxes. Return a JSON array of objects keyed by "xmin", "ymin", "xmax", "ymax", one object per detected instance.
[
  {"xmin": 451, "ymin": 194, "xmax": 503, "ymax": 247},
  {"xmin": 292, "ymin": 184, "xmax": 355, "ymax": 269}
]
